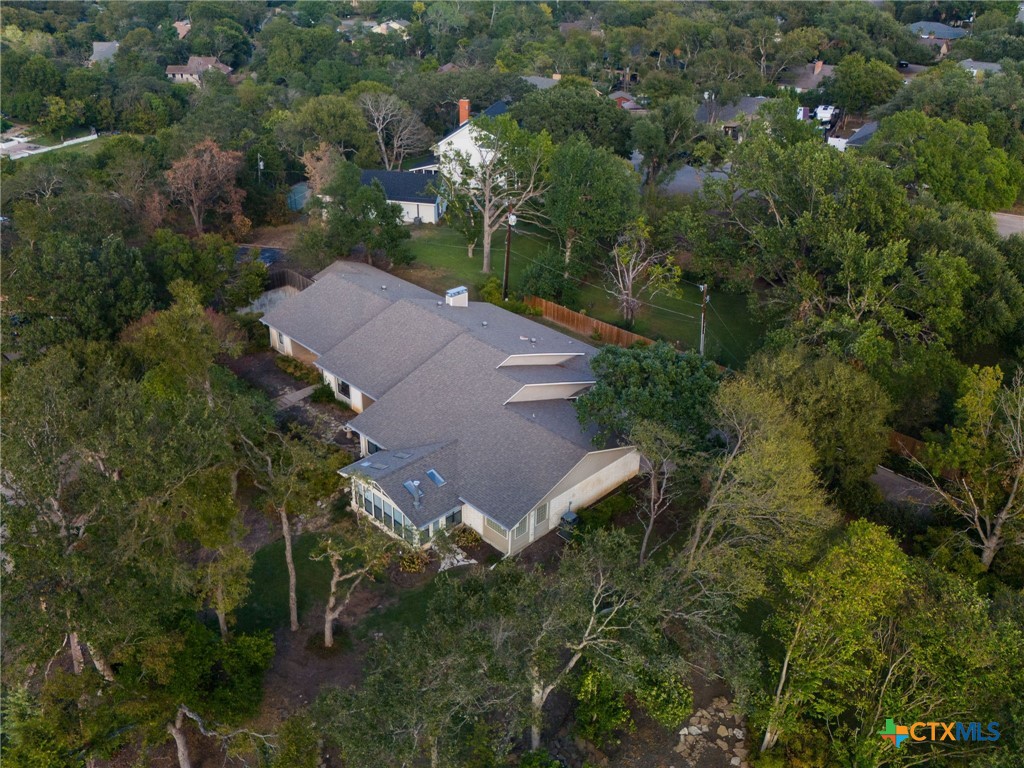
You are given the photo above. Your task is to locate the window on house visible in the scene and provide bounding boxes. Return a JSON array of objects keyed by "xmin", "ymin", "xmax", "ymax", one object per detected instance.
[
  {"xmin": 534, "ymin": 503, "xmax": 548, "ymax": 526},
  {"xmin": 367, "ymin": 440, "xmax": 382, "ymax": 455},
  {"xmin": 336, "ymin": 378, "xmax": 351, "ymax": 399},
  {"xmin": 446, "ymin": 509, "xmax": 462, "ymax": 527},
  {"xmin": 276, "ymin": 330, "xmax": 285, "ymax": 347},
  {"xmin": 513, "ymin": 516, "xmax": 529, "ymax": 539},
  {"xmin": 485, "ymin": 518, "xmax": 506, "ymax": 537}
]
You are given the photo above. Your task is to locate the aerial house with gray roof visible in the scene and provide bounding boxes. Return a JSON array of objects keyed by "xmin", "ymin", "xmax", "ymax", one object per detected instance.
[{"xmin": 260, "ymin": 261, "xmax": 640, "ymax": 556}]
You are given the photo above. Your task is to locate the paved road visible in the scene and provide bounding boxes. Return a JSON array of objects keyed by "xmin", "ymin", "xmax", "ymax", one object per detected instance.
[
  {"xmin": 870, "ymin": 466, "xmax": 942, "ymax": 511},
  {"xmin": 994, "ymin": 213, "xmax": 1024, "ymax": 238}
]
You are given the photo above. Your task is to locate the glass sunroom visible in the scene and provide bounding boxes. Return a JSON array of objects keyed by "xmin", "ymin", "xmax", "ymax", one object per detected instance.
[{"xmin": 354, "ymin": 480, "xmax": 421, "ymax": 545}]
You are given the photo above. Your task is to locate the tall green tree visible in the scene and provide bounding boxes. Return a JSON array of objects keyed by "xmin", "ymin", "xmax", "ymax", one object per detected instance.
[
  {"xmin": 545, "ymin": 136, "xmax": 640, "ymax": 269},
  {"xmin": 759, "ymin": 520, "xmax": 909, "ymax": 753},
  {"xmin": 750, "ymin": 346, "xmax": 892, "ymax": 494},
  {"xmin": 437, "ymin": 115, "xmax": 553, "ymax": 274},
  {"xmin": 826, "ymin": 53, "xmax": 904, "ymax": 117},
  {"xmin": 575, "ymin": 342, "xmax": 719, "ymax": 444},
  {"xmin": 866, "ymin": 110, "xmax": 1024, "ymax": 210},
  {"xmin": 679, "ymin": 377, "xmax": 838, "ymax": 604},
  {"xmin": 2, "ymin": 234, "xmax": 153, "ymax": 357},
  {"xmin": 512, "ymin": 83, "xmax": 635, "ymax": 156},
  {"xmin": 921, "ymin": 366, "xmax": 1024, "ymax": 571}
]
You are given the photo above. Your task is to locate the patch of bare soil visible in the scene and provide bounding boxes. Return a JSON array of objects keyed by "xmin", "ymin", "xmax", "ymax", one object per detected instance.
[{"xmin": 247, "ymin": 222, "xmax": 304, "ymax": 250}]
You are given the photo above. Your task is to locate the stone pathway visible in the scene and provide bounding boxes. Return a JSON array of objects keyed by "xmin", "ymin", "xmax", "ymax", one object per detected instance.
[
  {"xmin": 675, "ymin": 696, "xmax": 751, "ymax": 767},
  {"xmin": 274, "ymin": 385, "xmax": 317, "ymax": 410}
]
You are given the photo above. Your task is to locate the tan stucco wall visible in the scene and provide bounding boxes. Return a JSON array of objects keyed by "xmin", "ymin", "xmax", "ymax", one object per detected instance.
[{"xmin": 543, "ymin": 448, "xmax": 641, "ymax": 518}]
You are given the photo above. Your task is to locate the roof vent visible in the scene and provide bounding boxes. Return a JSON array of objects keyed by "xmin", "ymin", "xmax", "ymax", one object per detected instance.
[
  {"xmin": 381, "ymin": 285, "xmax": 387, "ymax": 290},
  {"xmin": 481, "ymin": 321, "xmax": 488, "ymax": 327},
  {"xmin": 437, "ymin": 300, "xmax": 443, "ymax": 306},
  {"xmin": 445, "ymin": 286, "xmax": 469, "ymax": 307},
  {"xmin": 530, "ymin": 338, "xmax": 536, "ymax": 343}
]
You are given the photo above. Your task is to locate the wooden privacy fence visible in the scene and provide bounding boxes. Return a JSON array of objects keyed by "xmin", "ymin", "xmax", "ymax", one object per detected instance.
[
  {"xmin": 524, "ymin": 296, "xmax": 655, "ymax": 349},
  {"xmin": 268, "ymin": 269, "xmax": 314, "ymax": 292}
]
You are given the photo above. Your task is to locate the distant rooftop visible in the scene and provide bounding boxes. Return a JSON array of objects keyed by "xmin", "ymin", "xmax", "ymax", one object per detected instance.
[{"xmin": 907, "ymin": 20, "xmax": 968, "ymax": 39}]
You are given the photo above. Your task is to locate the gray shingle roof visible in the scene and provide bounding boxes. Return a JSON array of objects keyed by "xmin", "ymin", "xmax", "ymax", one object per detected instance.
[
  {"xmin": 90, "ymin": 41, "xmax": 119, "ymax": 63},
  {"xmin": 260, "ymin": 272, "xmax": 393, "ymax": 355},
  {"xmin": 959, "ymin": 59, "xmax": 1002, "ymax": 73},
  {"xmin": 846, "ymin": 121, "xmax": 879, "ymax": 148},
  {"xmin": 267, "ymin": 260, "xmax": 607, "ymax": 529},
  {"xmin": 346, "ymin": 442, "xmax": 462, "ymax": 527},
  {"xmin": 523, "ymin": 75, "xmax": 560, "ymax": 90},
  {"xmin": 315, "ymin": 300, "xmax": 465, "ymax": 399},
  {"xmin": 360, "ymin": 170, "xmax": 439, "ymax": 204},
  {"xmin": 346, "ymin": 333, "xmax": 591, "ymax": 528},
  {"xmin": 907, "ymin": 21, "xmax": 968, "ymax": 39},
  {"xmin": 696, "ymin": 96, "xmax": 770, "ymax": 125}
]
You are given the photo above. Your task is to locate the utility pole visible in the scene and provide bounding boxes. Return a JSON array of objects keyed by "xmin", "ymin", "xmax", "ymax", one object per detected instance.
[
  {"xmin": 502, "ymin": 210, "xmax": 517, "ymax": 301},
  {"xmin": 698, "ymin": 283, "xmax": 710, "ymax": 357}
]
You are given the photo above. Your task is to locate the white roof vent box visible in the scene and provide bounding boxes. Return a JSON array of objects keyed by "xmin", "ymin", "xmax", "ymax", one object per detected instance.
[{"xmin": 445, "ymin": 286, "xmax": 469, "ymax": 307}]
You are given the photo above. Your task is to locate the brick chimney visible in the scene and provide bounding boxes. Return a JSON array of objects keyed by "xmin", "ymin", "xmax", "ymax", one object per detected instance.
[
  {"xmin": 458, "ymin": 98, "xmax": 470, "ymax": 126},
  {"xmin": 813, "ymin": 59, "xmax": 823, "ymax": 75}
]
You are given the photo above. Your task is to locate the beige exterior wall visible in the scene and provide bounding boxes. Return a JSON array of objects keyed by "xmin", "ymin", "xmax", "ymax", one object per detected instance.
[
  {"xmin": 461, "ymin": 501, "xmax": 509, "ymax": 554},
  {"xmin": 268, "ymin": 328, "xmax": 318, "ymax": 364},
  {"xmin": 322, "ymin": 371, "xmax": 371, "ymax": 413},
  {"xmin": 396, "ymin": 200, "xmax": 440, "ymax": 224},
  {"xmin": 541, "ymin": 447, "xmax": 640, "ymax": 518}
]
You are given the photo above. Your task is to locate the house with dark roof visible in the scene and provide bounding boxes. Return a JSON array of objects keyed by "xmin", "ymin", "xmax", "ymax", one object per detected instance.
[
  {"xmin": 959, "ymin": 59, "xmax": 1002, "ymax": 77},
  {"xmin": 907, "ymin": 21, "xmax": 968, "ymax": 39},
  {"xmin": 260, "ymin": 261, "xmax": 640, "ymax": 555},
  {"xmin": 696, "ymin": 96, "xmax": 772, "ymax": 140},
  {"xmin": 88, "ymin": 41, "xmax": 119, "ymax": 66},
  {"xmin": 361, "ymin": 169, "xmax": 446, "ymax": 224},
  {"xmin": 165, "ymin": 56, "xmax": 232, "ymax": 86},
  {"xmin": 778, "ymin": 60, "xmax": 834, "ymax": 92}
]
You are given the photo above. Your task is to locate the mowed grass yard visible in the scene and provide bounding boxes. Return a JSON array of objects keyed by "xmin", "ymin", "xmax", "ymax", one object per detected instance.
[{"xmin": 399, "ymin": 224, "xmax": 763, "ymax": 367}]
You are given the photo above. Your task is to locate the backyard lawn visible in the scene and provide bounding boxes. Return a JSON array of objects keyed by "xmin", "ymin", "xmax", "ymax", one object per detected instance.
[
  {"xmin": 401, "ymin": 224, "xmax": 763, "ymax": 366},
  {"xmin": 235, "ymin": 533, "xmax": 334, "ymax": 634}
]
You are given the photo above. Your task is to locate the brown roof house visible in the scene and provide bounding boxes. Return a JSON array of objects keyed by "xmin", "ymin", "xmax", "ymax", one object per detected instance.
[
  {"xmin": 165, "ymin": 56, "xmax": 232, "ymax": 86},
  {"xmin": 779, "ymin": 60, "xmax": 834, "ymax": 93}
]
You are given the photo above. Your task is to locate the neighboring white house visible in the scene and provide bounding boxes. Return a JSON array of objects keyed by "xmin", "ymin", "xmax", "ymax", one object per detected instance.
[
  {"xmin": 360, "ymin": 169, "xmax": 446, "ymax": 224},
  {"xmin": 260, "ymin": 261, "xmax": 640, "ymax": 556},
  {"xmin": 165, "ymin": 56, "xmax": 232, "ymax": 86},
  {"xmin": 411, "ymin": 99, "xmax": 509, "ymax": 176}
]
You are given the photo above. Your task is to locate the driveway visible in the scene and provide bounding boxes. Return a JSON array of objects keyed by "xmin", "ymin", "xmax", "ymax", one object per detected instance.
[{"xmin": 993, "ymin": 212, "xmax": 1024, "ymax": 238}]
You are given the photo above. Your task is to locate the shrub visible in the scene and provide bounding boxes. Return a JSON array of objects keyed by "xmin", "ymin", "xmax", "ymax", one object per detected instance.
[
  {"xmin": 230, "ymin": 312, "xmax": 270, "ymax": 353},
  {"xmin": 573, "ymin": 667, "xmax": 633, "ymax": 748},
  {"xmin": 633, "ymin": 672, "xmax": 693, "ymax": 729},
  {"xmin": 453, "ymin": 526, "xmax": 482, "ymax": 549},
  {"xmin": 577, "ymin": 492, "xmax": 635, "ymax": 531},
  {"xmin": 309, "ymin": 383, "xmax": 336, "ymax": 403},
  {"xmin": 478, "ymin": 276, "xmax": 530, "ymax": 314},
  {"xmin": 520, "ymin": 751, "xmax": 562, "ymax": 768},
  {"xmin": 275, "ymin": 355, "xmax": 322, "ymax": 385},
  {"xmin": 398, "ymin": 549, "xmax": 430, "ymax": 573}
]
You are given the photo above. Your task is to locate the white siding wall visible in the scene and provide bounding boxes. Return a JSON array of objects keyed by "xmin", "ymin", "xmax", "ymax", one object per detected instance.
[
  {"xmin": 394, "ymin": 200, "xmax": 441, "ymax": 224},
  {"xmin": 437, "ymin": 125, "xmax": 494, "ymax": 182}
]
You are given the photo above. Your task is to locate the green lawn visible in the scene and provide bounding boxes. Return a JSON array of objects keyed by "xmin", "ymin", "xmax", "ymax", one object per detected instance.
[
  {"xmin": 16, "ymin": 134, "xmax": 119, "ymax": 163},
  {"xmin": 397, "ymin": 223, "xmax": 554, "ymax": 298},
  {"xmin": 235, "ymin": 533, "xmax": 334, "ymax": 635},
  {"xmin": 400, "ymin": 224, "xmax": 763, "ymax": 367},
  {"xmin": 357, "ymin": 574, "xmax": 450, "ymax": 638}
]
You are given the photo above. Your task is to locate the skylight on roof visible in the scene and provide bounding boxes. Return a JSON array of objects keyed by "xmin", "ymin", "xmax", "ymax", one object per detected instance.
[
  {"xmin": 426, "ymin": 469, "xmax": 445, "ymax": 486},
  {"xmin": 394, "ymin": 451, "xmax": 413, "ymax": 459}
]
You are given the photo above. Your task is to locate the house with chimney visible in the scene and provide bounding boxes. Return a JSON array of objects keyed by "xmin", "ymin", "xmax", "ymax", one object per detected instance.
[
  {"xmin": 408, "ymin": 99, "xmax": 509, "ymax": 175},
  {"xmin": 778, "ymin": 60, "xmax": 834, "ymax": 93},
  {"xmin": 165, "ymin": 56, "xmax": 232, "ymax": 86},
  {"xmin": 259, "ymin": 260, "xmax": 640, "ymax": 556}
]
